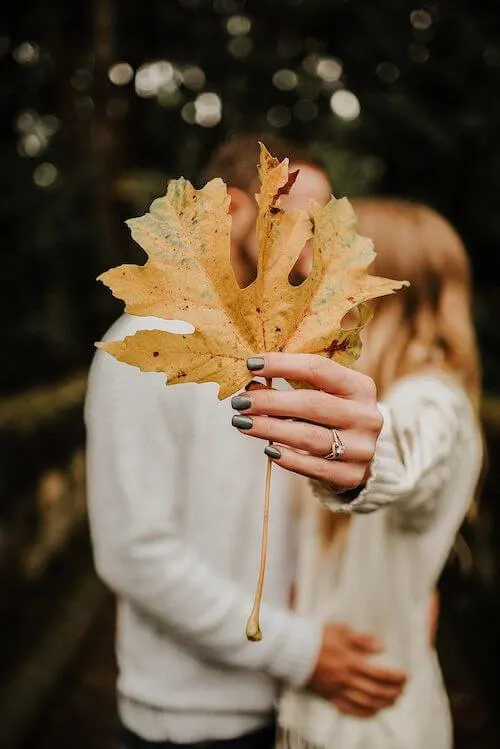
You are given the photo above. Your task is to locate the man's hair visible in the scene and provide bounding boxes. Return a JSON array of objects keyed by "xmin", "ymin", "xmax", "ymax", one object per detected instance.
[{"xmin": 199, "ymin": 133, "xmax": 323, "ymax": 193}]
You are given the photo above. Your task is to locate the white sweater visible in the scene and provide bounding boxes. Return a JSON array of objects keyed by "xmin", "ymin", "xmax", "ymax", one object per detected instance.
[
  {"xmin": 279, "ymin": 373, "xmax": 482, "ymax": 749},
  {"xmin": 85, "ymin": 315, "xmax": 324, "ymax": 743}
]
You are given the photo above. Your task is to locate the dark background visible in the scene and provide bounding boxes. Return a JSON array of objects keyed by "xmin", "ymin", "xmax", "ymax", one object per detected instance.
[{"xmin": 1, "ymin": 1, "xmax": 500, "ymax": 747}]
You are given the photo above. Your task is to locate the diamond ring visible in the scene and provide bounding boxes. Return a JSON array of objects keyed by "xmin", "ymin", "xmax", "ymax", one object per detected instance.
[{"xmin": 323, "ymin": 428, "xmax": 345, "ymax": 461}]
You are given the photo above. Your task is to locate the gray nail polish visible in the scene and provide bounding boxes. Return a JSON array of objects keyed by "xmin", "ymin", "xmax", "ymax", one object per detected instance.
[
  {"xmin": 265, "ymin": 446, "xmax": 281, "ymax": 460},
  {"xmin": 232, "ymin": 414, "xmax": 253, "ymax": 430},
  {"xmin": 231, "ymin": 395, "xmax": 251, "ymax": 411},
  {"xmin": 247, "ymin": 357, "xmax": 265, "ymax": 372}
]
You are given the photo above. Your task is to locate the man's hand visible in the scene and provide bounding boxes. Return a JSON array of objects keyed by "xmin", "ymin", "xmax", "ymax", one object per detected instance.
[{"xmin": 308, "ymin": 624, "xmax": 407, "ymax": 718}]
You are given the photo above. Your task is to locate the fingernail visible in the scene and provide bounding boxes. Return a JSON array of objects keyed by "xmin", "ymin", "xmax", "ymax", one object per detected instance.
[
  {"xmin": 231, "ymin": 395, "xmax": 251, "ymax": 411},
  {"xmin": 264, "ymin": 446, "xmax": 281, "ymax": 460},
  {"xmin": 247, "ymin": 357, "xmax": 265, "ymax": 371},
  {"xmin": 232, "ymin": 415, "xmax": 253, "ymax": 430}
]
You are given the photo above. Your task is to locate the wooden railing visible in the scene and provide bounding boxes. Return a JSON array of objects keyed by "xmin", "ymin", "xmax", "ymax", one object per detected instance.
[
  {"xmin": 0, "ymin": 372, "xmax": 88, "ymax": 591},
  {"xmin": 0, "ymin": 373, "xmax": 88, "ymax": 433}
]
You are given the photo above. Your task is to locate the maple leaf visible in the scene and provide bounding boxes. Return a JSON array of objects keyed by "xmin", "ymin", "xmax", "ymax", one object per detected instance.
[
  {"xmin": 97, "ymin": 144, "xmax": 406, "ymax": 400},
  {"xmin": 97, "ymin": 143, "xmax": 408, "ymax": 642}
]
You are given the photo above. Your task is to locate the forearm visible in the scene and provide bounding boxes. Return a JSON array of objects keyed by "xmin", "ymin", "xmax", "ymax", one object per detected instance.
[
  {"xmin": 311, "ymin": 403, "xmax": 408, "ymax": 514},
  {"xmin": 93, "ymin": 526, "xmax": 322, "ymax": 686},
  {"xmin": 312, "ymin": 378, "xmax": 469, "ymax": 522}
]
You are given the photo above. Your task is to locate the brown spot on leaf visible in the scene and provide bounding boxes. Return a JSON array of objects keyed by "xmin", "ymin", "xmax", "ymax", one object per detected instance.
[
  {"xmin": 326, "ymin": 338, "xmax": 349, "ymax": 356},
  {"xmin": 153, "ymin": 351, "xmax": 159, "ymax": 357},
  {"xmin": 275, "ymin": 326, "xmax": 282, "ymax": 332}
]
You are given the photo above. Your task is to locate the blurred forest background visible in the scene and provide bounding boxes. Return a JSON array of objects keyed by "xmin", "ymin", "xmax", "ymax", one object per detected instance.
[
  {"xmin": 2, "ymin": 1, "xmax": 500, "ymax": 747},
  {"xmin": 3, "ymin": 0, "xmax": 500, "ymax": 394}
]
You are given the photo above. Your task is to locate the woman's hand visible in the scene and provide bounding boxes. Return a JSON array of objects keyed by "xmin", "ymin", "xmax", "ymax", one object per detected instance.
[{"xmin": 231, "ymin": 353, "xmax": 383, "ymax": 492}]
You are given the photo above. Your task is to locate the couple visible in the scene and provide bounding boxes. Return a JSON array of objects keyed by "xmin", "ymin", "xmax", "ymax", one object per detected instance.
[{"xmin": 85, "ymin": 135, "xmax": 482, "ymax": 749}]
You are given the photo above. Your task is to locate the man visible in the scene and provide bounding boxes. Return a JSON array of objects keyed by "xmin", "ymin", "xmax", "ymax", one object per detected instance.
[{"xmin": 85, "ymin": 135, "xmax": 406, "ymax": 749}]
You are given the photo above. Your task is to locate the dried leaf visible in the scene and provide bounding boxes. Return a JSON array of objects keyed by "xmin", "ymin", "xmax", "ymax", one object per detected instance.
[{"xmin": 98, "ymin": 144, "xmax": 406, "ymax": 398}]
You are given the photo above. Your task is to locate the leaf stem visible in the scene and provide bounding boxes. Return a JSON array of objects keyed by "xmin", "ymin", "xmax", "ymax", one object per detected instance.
[{"xmin": 246, "ymin": 377, "xmax": 273, "ymax": 642}]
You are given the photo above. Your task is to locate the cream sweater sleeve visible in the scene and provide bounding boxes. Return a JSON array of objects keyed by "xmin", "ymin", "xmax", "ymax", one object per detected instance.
[
  {"xmin": 86, "ymin": 345, "xmax": 322, "ymax": 688},
  {"xmin": 313, "ymin": 374, "xmax": 480, "ymax": 530}
]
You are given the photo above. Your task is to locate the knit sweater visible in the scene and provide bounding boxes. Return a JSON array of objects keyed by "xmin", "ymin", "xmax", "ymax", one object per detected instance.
[
  {"xmin": 85, "ymin": 314, "xmax": 324, "ymax": 743},
  {"xmin": 278, "ymin": 372, "xmax": 482, "ymax": 749}
]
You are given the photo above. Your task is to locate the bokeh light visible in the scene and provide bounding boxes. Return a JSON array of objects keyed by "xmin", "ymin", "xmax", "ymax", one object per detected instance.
[
  {"xmin": 19, "ymin": 133, "xmax": 44, "ymax": 157},
  {"xmin": 108, "ymin": 63, "xmax": 134, "ymax": 86},
  {"xmin": 13, "ymin": 41, "xmax": 39, "ymax": 65},
  {"xmin": 194, "ymin": 92, "xmax": 222, "ymax": 127},
  {"xmin": 293, "ymin": 99, "xmax": 318, "ymax": 122},
  {"xmin": 226, "ymin": 15, "xmax": 251, "ymax": 36},
  {"xmin": 266, "ymin": 104, "xmax": 292, "ymax": 128},
  {"xmin": 330, "ymin": 89, "xmax": 360, "ymax": 120},
  {"xmin": 182, "ymin": 66, "xmax": 206, "ymax": 90},
  {"xmin": 302, "ymin": 54, "xmax": 319, "ymax": 75},
  {"xmin": 228, "ymin": 36, "xmax": 253, "ymax": 58},
  {"xmin": 410, "ymin": 9, "xmax": 433, "ymax": 30},
  {"xmin": 15, "ymin": 110, "xmax": 58, "ymax": 158},
  {"xmin": 272, "ymin": 69, "xmax": 298, "ymax": 91},
  {"xmin": 181, "ymin": 101, "xmax": 196, "ymax": 124},
  {"xmin": 33, "ymin": 162, "xmax": 58, "ymax": 187},
  {"xmin": 316, "ymin": 57, "xmax": 343, "ymax": 82},
  {"xmin": 158, "ymin": 90, "xmax": 183, "ymax": 108},
  {"xmin": 135, "ymin": 61, "xmax": 176, "ymax": 98},
  {"xmin": 376, "ymin": 61, "xmax": 400, "ymax": 83}
]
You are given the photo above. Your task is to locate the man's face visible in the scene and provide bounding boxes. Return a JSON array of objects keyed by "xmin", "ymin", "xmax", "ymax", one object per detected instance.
[{"xmin": 230, "ymin": 163, "xmax": 331, "ymax": 284}]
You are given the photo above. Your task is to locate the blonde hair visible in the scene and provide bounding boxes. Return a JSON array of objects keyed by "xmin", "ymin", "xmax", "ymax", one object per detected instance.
[
  {"xmin": 353, "ymin": 198, "xmax": 481, "ymax": 408},
  {"xmin": 322, "ymin": 198, "xmax": 481, "ymax": 544}
]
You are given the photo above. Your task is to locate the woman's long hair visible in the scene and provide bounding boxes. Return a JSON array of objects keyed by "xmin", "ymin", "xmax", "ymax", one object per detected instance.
[
  {"xmin": 353, "ymin": 198, "xmax": 480, "ymax": 408},
  {"xmin": 321, "ymin": 198, "xmax": 481, "ymax": 544}
]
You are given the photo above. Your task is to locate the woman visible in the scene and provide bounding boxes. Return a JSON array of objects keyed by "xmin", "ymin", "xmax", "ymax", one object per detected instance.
[{"xmin": 231, "ymin": 199, "xmax": 482, "ymax": 749}]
